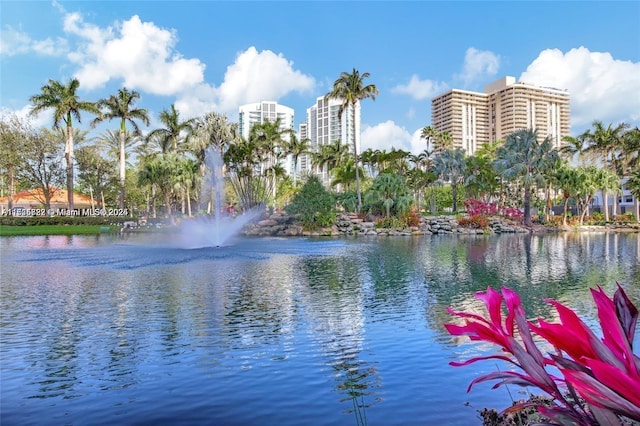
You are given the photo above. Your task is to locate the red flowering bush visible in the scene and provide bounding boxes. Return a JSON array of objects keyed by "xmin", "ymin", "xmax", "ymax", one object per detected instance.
[
  {"xmin": 445, "ymin": 284, "xmax": 640, "ymax": 425},
  {"xmin": 458, "ymin": 215, "xmax": 490, "ymax": 229},
  {"xmin": 464, "ymin": 199, "xmax": 523, "ymax": 221},
  {"xmin": 501, "ymin": 206, "xmax": 523, "ymax": 220},
  {"xmin": 464, "ymin": 199, "xmax": 499, "ymax": 217}
]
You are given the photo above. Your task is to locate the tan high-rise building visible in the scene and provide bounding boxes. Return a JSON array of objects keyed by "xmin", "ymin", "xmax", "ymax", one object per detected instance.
[{"xmin": 431, "ymin": 76, "xmax": 570, "ymax": 154}]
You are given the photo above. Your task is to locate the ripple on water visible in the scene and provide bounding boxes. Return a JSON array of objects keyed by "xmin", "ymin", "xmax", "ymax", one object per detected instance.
[{"xmin": 1, "ymin": 233, "xmax": 638, "ymax": 425}]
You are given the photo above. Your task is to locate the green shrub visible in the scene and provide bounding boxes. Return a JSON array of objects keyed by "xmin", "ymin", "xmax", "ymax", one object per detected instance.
[
  {"xmin": 285, "ymin": 176, "xmax": 336, "ymax": 230},
  {"xmin": 590, "ymin": 211, "xmax": 604, "ymax": 221},
  {"xmin": 375, "ymin": 216, "xmax": 407, "ymax": 229}
]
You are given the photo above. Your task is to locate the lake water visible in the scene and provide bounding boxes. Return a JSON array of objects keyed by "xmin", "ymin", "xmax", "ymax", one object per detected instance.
[{"xmin": 1, "ymin": 232, "xmax": 639, "ymax": 425}]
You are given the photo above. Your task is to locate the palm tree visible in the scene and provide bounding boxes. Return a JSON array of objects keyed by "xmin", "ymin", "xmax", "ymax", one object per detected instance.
[
  {"xmin": 420, "ymin": 126, "xmax": 438, "ymax": 152},
  {"xmin": 146, "ymin": 104, "xmax": 195, "ymax": 153},
  {"xmin": 284, "ymin": 133, "xmax": 311, "ymax": 187},
  {"xmin": 331, "ymin": 158, "xmax": 365, "ymax": 192},
  {"xmin": 552, "ymin": 163, "xmax": 582, "ymax": 227},
  {"xmin": 93, "ymin": 88, "xmax": 150, "ymax": 209},
  {"xmin": 584, "ymin": 121, "xmax": 628, "ymax": 218},
  {"xmin": 365, "ymin": 173, "xmax": 412, "ymax": 218},
  {"xmin": 433, "ymin": 148, "xmax": 467, "ymax": 213},
  {"xmin": 249, "ymin": 118, "xmax": 293, "ymax": 207},
  {"xmin": 312, "ymin": 140, "xmax": 350, "ymax": 179},
  {"xmin": 560, "ymin": 132, "xmax": 593, "ymax": 165},
  {"xmin": 325, "ymin": 68, "xmax": 379, "ymax": 212},
  {"xmin": 494, "ymin": 129, "xmax": 560, "ymax": 227},
  {"xmin": 626, "ymin": 166, "xmax": 640, "ymax": 223},
  {"xmin": 435, "ymin": 131, "xmax": 454, "ymax": 153},
  {"xmin": 97, "ymin": 129, "xmax": 140, "ymax": 166},
  {"xmin": 190, "ymin": 112, "xmax": 238, "ymax": 213},
  {"xmin": 29, "ymin": 78, "xmax": 99, "ymax": 210}
]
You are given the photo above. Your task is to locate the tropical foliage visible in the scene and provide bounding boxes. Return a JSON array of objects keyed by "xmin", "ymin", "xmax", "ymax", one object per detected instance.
[
  {"xmin": 285, "ymin": 175, "xmax": 335, "ymax": 230},
  {"xmin": 29, "ymin": 78, "xmax": 100, "ymax": 210},
  {"xmin": 446, "ymin": 284, "xmax": 640, "ymax": 425},
  {"xmin": 325, "ymin": 68, "xmax": 379, "ymax": 212}
]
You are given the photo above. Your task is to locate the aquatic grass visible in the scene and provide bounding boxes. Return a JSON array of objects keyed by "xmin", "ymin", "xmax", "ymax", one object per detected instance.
[{"xmin": 446, "ymin": 284, "xmax": 640, "ymax": 425}]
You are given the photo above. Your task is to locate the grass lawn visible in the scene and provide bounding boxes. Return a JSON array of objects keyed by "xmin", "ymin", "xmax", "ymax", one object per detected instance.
[{"xmin": 0, "ymin": 225, "xmax": 117, "ymax": 236}]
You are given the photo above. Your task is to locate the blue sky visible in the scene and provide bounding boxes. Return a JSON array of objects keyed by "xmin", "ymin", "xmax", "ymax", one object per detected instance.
[{"xmin": 2, "ymin": 1, "xmax": 639, "ymax": 154}]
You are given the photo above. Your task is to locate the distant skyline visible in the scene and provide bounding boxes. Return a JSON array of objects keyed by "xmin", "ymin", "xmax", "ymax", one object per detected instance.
[{"xmin": 2, "ymin": 1, "xmax": 639, "ymax": 154}]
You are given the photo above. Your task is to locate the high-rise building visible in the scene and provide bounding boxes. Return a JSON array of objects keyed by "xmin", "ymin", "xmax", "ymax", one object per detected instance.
[
  {"xmin": 238, "ymin": 101, "xmax": 295, "ymax": 175},
  {"xmin": 238, "ymin": 101, "xmax": 295, "ymax": 141},
  {"xmin": 431, "ymin": 76, "xmax": 570, "ymax": 154},
  {"xmin": 302, "ymin": 96, "xmax": 360, "ymax": 185}
]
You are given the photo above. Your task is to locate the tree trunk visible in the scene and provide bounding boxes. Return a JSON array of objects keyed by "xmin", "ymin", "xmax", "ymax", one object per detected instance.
[
  {"xmin": 634, "ymin": 197, "xmax": 639, "ymax": 224},
  {"xmin": 353, "ymin": 103, "xmax": 361, "ymax": 213},
  {"xmin": 119, "ymin": 126, "xmax": 126, "ymax": 209},
  {"xmin": 602, "ymin": 190, "xmax": 609, "ymax": 222},
  {"xmin": 452, "ymin": 183, "xmax": 458, "ymax": 213},
  {"xmin": 7, "ymin": 167, "xmax": 14, "ymax": 210},
  {"xmin": 563, "ymin": 197, "xmax": 569, "ymax": 227},
  {"xmin": 580, "ymin": 195, "xmax": 592, "ymax": 226},
  {"xmin": 523, "ymin": 186, "xmax": 532, "ymax": 227},
  {"xmin": 66, "ymin": 123, "xmax": 75, "ymax": 211}
]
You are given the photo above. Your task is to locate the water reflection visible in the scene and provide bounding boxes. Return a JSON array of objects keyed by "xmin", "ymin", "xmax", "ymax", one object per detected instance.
[{"xmin": 1, "ymin": 233, "xmax": 638, "ymax": 425}]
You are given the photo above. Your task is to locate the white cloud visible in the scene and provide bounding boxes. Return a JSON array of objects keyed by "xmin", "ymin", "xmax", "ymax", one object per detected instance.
[
  {"xmin": 520, "ymin": 47, "xmax": 640, "ymax": 130},
  {"xmin": 360, "ymin": 121, "xmax": 413, "ymax": 153},
  {"xmin": 1, "ymin": 105, "xmax": 53, "ymax": 129},
  {"xmin": 456, "ymin": 47, "xmax": 500, "ymax": 87},
  {"xmin": 64, "ymin": 14, "xmax": 206, "ymax": 95},
  {"xmin": 391, "ymin": 75, "xmax": 448, "ymax": 100},
  {"xmin": 58, "ymin": 8, "xmax": 315, "ymax": 119},
  {"xmin": 215, "ymin": 47, "xmax": 315, "ymax": 112},
  {"xmin": 175, "ymin": 46, "xmax": 315, "ymax": 120},
  {"xmin": 0, "ymin": 26, "xmax": 67, "ymax": 57}
]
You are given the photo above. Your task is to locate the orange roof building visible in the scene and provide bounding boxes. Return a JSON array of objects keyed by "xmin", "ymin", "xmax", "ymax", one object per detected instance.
[{"xmin": 0, "ymin": 187, "xmax": 98, "ymax": 210}]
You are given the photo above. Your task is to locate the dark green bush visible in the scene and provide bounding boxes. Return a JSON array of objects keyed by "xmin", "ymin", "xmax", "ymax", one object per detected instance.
[
  {"xmin": 0, "ymin": 216, "xmax": 132, "ymax": 226},
  {"xmin": 285, "ymin": 176, "xmax": 336, "ymax": 230}
]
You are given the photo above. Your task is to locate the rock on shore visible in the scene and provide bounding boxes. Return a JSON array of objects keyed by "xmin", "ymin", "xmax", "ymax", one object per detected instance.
[{"xmin": 242, "ymin": 213, "xmax": 529, "ymax": 237}]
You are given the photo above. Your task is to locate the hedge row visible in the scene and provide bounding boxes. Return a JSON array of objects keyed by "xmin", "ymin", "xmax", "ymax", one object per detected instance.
[{"xmin": 0, "ymin": 216, "xmax": 135, "ymax": 226}]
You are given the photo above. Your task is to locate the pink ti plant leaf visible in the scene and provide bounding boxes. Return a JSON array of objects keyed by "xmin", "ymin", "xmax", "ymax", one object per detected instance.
[{"xmin": 446, "ymin": 284, "xmax": 640, "ymax": 425}]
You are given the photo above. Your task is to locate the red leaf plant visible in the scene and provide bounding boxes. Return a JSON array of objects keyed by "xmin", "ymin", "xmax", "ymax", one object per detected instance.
[{"xmin": 445, "ymin": 284, "xmax": 640, "ymax": 425}]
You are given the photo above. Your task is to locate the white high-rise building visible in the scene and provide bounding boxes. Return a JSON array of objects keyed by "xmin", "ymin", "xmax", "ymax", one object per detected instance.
[
  {"xmin": 302, "ymin": 96, "xmax": 360, "ymax": 185},
  {"xmin": 238, "ymin": 101, "xmax": 295, "ymax": 175},
  {"xmin": 238, "ymin": 101, "xmax": 295, "ymax": 140}
]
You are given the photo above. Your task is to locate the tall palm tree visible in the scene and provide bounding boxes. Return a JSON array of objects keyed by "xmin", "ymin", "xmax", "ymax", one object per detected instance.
[
  {"xmin": 29, "ymin": 78, "xmax": 99, "ymax": 210},
  {"xmin": 433, "ymin": 148, "xmax": 467, "ymax": 213},
  {"xmin": 190, "ymin": 112, "xmax": 238, "ymax": 213},
  {"xmin": 435, "ymin": 131, "xmax": 454, "ymax": 153},
  {"xmin": 249, "ymin": 118, "xmax": 292, "ymax": 206},
  {"xmin": 325, "ymin": 68, "xmax": 379, "ymax": 212},
  {"xmin": 284, "ymin": 133, "xmax": 311, "ymax": 187},
  {"xmin": 312, "ymin": 140, "xmax": 350, "ymax": 178},
  {"xmin": 190, "ymin": 112, "xmax": 237, "ymax": 164},
  {"xmin": 146, "ymin": 104, "xmax": 195, "ymax": 153},
  {"xmin": 560, "ymin": 132, "xmax": 592, "ymax": 165},
  {"xmin": 626, "ymin": 166, "xmax": 640, "ymax": 223},
  {"xmin": 97, "ymin": 129, "xmax": 140, "ymax": 166},
  {"xmin": 420, "ymin": 126, "xmax": 438, "ymax": 152},
  {"xmin": 494, "ymin": 129, "xmax": 560, "ymax": 227},
  {"xmin": 93, "ymin": 88, "xmax": 150, "ymax": 209},
  {"xmin": 584, "ymin": 121, "xmax": 628, "ymax": 218}
]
